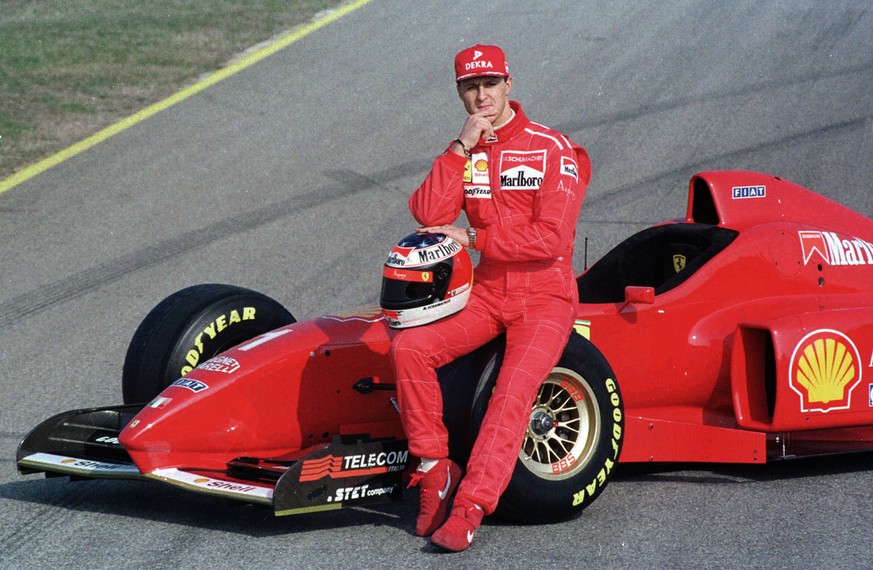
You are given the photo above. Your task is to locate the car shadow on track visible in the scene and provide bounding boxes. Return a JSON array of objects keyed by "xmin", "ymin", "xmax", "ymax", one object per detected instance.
[
  {"xmin": 5, "ymin": 451, "xmax": 870, "ymax": 535},
  {"xmin": 611, "ymin": 450, "xmax": 873, "ymax": 485},
  {"xmin": 0, "ymin": 475, "xmax": 418, "ymax": 537}
]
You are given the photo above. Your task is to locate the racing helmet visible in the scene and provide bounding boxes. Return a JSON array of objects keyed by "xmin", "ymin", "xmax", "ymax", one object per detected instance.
[{"xmin": 380, "ymin": 232, "xmax": 473, "ymax": 329}]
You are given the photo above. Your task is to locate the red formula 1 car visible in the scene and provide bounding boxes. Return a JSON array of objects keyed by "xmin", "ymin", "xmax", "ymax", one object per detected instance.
[{"xmin": 17, "ymin": 170, "xmax": 873, "ymax": 522}]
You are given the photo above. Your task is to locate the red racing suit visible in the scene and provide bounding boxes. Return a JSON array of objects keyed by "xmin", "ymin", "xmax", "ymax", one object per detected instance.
[{"xmin": 390, "ymin": 101, "xmax": 591, "ymax": 514}]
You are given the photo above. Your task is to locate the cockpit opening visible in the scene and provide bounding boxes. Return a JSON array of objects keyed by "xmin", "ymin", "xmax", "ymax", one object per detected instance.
[{"xmin": 577, "ymin": 224, "xmax": 739, "ymax": 303}]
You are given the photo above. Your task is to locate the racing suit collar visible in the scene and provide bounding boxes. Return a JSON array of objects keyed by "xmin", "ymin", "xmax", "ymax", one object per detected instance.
[{"xmin": 479, "ymin": 101, "xmax": 529, "ymax": 146}]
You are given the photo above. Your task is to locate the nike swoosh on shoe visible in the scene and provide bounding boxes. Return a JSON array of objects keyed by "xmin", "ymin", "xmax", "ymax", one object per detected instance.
[{"xmin": 438, "ymin": 470, "xmax": 452, "ymax": 500}]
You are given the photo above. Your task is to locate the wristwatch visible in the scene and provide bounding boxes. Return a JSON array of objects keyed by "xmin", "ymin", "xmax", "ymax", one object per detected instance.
[
  {"xmin": 466, "ymin": 227, "xmax": 478, "ymax": 250},
  {"xmin": 454, "ymin": 138, "xmax": 471, "ymax": 157}
]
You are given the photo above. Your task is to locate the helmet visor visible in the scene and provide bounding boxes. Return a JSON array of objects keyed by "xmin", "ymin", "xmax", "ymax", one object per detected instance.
[{"xmin": 380, "ymin": 277, "xmax": 436, "ymax": 310}]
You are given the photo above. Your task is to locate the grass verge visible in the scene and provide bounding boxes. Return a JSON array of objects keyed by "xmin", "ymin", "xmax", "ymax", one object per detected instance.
[{"xmin": 0, "ymin": 0, "xmax": 342, "ymax": 181}]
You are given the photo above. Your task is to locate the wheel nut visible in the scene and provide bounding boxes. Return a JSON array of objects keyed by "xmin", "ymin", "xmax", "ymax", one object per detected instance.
[{"xmin": 531, "ymin": 412, "xmax": 554, "ymax": 435}]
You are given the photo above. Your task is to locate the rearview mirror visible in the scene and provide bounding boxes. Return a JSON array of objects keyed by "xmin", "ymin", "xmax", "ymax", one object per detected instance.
[{"xmin": 624, "ymin": 286, "xmax": 655, "ymax": 304}]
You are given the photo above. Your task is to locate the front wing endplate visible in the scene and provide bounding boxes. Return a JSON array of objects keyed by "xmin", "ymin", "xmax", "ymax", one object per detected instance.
[{"xmin": 272, "ymin": 436, "xmax": 410, "ymax": 516}]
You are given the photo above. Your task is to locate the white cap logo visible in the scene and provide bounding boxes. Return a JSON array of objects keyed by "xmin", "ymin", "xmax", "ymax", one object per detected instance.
[{"xmin": 473, "ymin": 50, "xmax": 483, "ymax": 60}]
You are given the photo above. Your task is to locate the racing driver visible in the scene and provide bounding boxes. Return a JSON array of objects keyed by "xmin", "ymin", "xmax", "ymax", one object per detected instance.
[{"xmin": 390, "ymin": 44, "xmax": 591, "ymax": 551}]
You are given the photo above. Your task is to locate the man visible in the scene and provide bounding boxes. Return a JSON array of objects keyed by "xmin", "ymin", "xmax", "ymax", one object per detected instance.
[{"xmin": 390, "ymin": 44, "xmax": 591, "ymax": 551}]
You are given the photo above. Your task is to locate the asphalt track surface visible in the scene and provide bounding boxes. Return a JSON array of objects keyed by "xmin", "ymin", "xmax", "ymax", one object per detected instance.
[{"xmin": 1, "ymin": 1, "xmax": 872, "ymax": 568}]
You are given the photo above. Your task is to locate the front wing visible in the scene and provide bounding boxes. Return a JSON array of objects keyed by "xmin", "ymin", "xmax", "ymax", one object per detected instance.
[{"xmin": 16, "ymin": 405, "xmax": 410, "ymax": 515}]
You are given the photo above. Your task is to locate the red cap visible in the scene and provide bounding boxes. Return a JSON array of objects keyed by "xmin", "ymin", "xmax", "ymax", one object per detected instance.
[{"xmin": 454, "ymin": 44, "xmax": 510, "ymax": 82}]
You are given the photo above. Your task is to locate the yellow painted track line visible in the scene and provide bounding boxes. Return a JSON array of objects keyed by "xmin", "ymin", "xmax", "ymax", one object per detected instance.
[{"xmin": 0, "ymin": 0, "xmax": 371, "ymax": 196}]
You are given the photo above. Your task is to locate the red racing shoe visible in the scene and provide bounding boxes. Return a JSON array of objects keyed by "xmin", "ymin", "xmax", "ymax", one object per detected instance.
[
  {"xmin": 407, "ymin": 459, "xmax": 462, "ymax": 537},
  {"xmin": 431, "ymin": 499, "xmax": 484, "ymax": 552}
]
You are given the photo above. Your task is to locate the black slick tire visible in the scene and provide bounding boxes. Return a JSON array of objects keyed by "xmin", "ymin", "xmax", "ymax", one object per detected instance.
[
  {"xmin": 471, "ymin": 332, "xmax": 624, "ymax": 522},
  {"xmin": 122, "ymin": 284, "xmax": 295, "ymax": 404}
]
